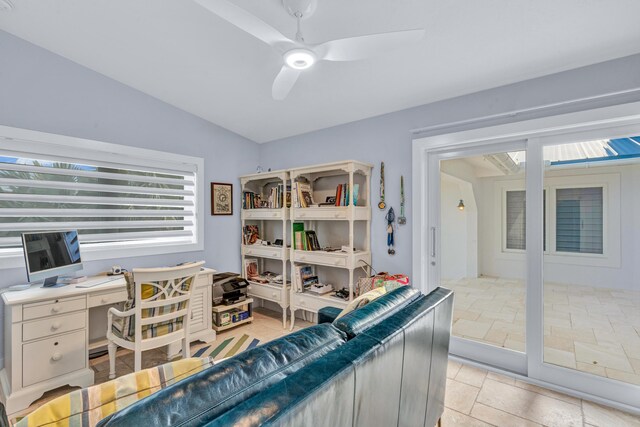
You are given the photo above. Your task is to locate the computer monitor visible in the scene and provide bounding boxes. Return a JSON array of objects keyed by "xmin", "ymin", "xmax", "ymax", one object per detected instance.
[{"xmin": 22, "ymin": 230, "xmax": 83, "ymax": 287}]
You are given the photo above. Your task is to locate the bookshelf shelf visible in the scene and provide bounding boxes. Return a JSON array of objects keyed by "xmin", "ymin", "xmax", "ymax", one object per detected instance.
[
  {"xmin": 291, "ymin": 250, "xmax": 370, "ymax": 269},
  {"xmin": 241, "ymin": 208, "xmax": 289, "ymax": 221},
  {"xmin": 240, "ymin": 170, "xmax": 290, "ymax": 328},
  {"xmin": 242, "ymin": 244, "xmax": 289, "ymax": 260},
  {"xmin": 291, "ymin": 206, "xmax": 370, "ymax": 221}
]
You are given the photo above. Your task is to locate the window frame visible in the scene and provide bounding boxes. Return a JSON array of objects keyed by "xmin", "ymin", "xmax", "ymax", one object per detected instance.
[
  {"xmin": 0, "ymin": 125, "xmax": 204, "ymax": 270},
  {"xmin": 498, "ymin": 173, "xmax": 619, "ymax": 267}
]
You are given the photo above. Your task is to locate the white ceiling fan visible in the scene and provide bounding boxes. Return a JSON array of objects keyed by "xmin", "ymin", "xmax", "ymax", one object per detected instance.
[{"xmin": 193, "ymin": 0, "xmax": 426, "ymax": 100}]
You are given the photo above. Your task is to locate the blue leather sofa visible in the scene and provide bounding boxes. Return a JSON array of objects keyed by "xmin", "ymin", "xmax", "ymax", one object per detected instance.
[{"xmin": 98, "ymin": 286, "xmax": 453, "ymax": 427}]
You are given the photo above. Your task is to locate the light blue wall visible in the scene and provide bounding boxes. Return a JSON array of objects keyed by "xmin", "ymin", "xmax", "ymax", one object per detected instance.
[
  {"xmin": 0, "ymin": 30, "xmax": 260, "ymax": 285},
  {"xmin": 259, "ymin": 53, "xmax": 640, "ymax": 279}
]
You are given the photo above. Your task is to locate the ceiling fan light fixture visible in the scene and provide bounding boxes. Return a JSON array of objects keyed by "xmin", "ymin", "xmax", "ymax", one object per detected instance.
[{"xmin": 284, "ymin": 49, "xmax": 316, "ymax": 70}]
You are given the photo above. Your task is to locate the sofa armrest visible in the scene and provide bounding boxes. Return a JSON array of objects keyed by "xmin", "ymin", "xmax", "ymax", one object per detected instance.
[{"xmin": 318, "ymin": 306, "xmax": 342, "ymax": 323}]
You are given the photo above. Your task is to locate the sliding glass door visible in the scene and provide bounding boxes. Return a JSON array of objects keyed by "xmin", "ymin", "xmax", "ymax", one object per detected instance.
[
  {"xmin": 428, "ymin": 141, "xmax": 528, "ymax": 373},
  {"xmin": 417, "ymin": 105, "xmax": 640, "ymax": 411}
]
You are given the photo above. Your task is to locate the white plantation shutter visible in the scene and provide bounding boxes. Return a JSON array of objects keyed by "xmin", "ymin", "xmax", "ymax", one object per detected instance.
[
  {"xmin": 556, "ymin": 187, "xmax": 603, "ymax": 254},
  {"xmin": 506, "ymin": 190, "xmax": 526, "ymax": 250},
  {"xmin": 0, "ymin": 128, "xmax": 203, "ymax": 263}
]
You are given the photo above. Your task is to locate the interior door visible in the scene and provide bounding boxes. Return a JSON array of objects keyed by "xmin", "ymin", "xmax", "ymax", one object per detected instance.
[{"xmin": 427, "ymin": 141, "xmax": 528, "ymax": 373}]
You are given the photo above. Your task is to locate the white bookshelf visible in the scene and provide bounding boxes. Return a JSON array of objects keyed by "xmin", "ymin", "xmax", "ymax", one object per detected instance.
[
  {"xmin": 240, "ymin": 170, "xmax": 291, "ymax": 328},
  {"xmin": 288, "ymin": 160, "xmax": 372, "ymax": 330}
]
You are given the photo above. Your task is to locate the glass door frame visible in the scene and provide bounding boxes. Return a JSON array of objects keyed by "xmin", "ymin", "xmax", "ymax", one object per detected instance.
[{"xmin": 412, "ymin": 101, "xmax": 640, "ymax": 413}]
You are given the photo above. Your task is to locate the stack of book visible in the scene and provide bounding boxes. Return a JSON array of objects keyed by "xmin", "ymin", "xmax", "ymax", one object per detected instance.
[
  {"xmin": 242, "ymin": 225, "xmax": 260, "ymax": 245},
  {"xmin": 242, "ymin": 191, "xmax": 262, "ymax": 209},
  {"xmin": 292, "ymin": 223, "xmax": 321, "ymax": 251},
  {"xmin": 334, "ymin": 183, "xmax": 359, "ymax": 206},
  {"xmin": 291, "ymin": 178, "xmax": 315, "ymax": 208},
  {"xmin": 243, "ymin": 185, "xmax": 289, "ymax": 209},
  {"xmin": 293, "ymin": 265, "xmax": 318, "ymax": 292}
]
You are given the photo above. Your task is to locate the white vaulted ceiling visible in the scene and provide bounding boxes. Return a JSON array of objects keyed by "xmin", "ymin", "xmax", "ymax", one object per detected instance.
[{"xmin": 1, "ymin": 0, "xmax": 640, "ymax": 143}]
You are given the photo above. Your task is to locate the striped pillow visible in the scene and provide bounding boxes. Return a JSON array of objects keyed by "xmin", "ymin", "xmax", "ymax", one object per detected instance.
[{"xmin": 15, "ymin": 357, "xmax": 213, "ymax": 427}]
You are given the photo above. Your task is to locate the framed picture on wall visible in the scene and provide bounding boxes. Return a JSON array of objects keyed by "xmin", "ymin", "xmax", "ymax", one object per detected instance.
[{"xmin": 211, "ymin": 182, "xmax": 233, "ymax": 215}]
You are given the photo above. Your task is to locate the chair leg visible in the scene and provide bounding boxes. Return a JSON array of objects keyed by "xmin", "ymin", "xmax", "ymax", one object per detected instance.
[
  {"xmin": 437, "ymin": 417, "xmax": 442, "ymax": 427},
  {"xmin": 134, "ymin": 351, "xmax": 142, "ymax": 372},
  {"xmin": 108, "ymin": 342, "xmax": 117, "ymax": 380},
  {"xmin": 182, "ymin": 337, "xmax": 190, "ymax": 360}
]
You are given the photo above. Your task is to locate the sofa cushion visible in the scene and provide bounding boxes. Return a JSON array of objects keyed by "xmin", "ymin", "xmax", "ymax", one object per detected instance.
[
  {"xmin": 317, "ymin": 306, "xmax": 342, "ymax": 324},
  {"xmin": 333, "ymin": 286, "xmax": 419, "ymax": 339},
  {"xmin": 97, "ymin": 323, "xmax": 347, "ymax": 427},
  {"xmin": 16, "ymin": 357, "xmax": 214, "ymax": 427}
]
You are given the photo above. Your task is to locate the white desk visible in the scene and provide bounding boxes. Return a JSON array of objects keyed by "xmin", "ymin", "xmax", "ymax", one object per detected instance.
[{"xmin": 0, "ymin": 268, "xmax": 217, "ymax": 414}]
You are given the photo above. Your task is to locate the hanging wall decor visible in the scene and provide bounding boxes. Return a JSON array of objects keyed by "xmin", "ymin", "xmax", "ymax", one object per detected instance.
[
  {"xmin": 211, "ymin": 182, "xmax": 233, "ymax": 215},
  {"xmin": 386, "ymin": 206, "xmax": 396, "ymax": 255},
  {"xmin": 398, "ymin": 175, "xmax": 406, "ymax": 225},
  {"xmin": 378, "ymin": 161, "xmax": 386, "ymax": 210}
]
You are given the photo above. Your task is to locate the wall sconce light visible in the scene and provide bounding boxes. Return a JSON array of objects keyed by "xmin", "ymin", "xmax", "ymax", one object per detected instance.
[{"xmin": 457, "ymin": 199, "xmax": 465, "ymax": 211}]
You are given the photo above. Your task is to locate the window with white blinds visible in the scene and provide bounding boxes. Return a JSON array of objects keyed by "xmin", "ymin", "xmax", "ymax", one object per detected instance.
[
  {"xmin": 505, "ymin": 190, "xmax": 546, "ymax": 251},
  {"xmin": 506, "ymin": 190, "xmax": 526, "ymax": 250},
  {"xmin": 0, "ymin": 127, "xmax": 203, "ymax": 265},
  {"xmin": 556, "ymin": 187, "xmax": 603, "ymax": 254}
]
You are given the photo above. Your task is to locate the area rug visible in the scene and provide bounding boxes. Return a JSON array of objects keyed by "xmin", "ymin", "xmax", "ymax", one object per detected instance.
[{"xmin": 191, "ymin": 334, "xmax": 261, "ymax": 362}]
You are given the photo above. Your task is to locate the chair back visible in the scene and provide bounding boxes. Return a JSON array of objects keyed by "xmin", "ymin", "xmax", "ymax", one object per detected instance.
[{"xmin": 132, "ymin": 261, "xmax": 205, "ymax": 345}]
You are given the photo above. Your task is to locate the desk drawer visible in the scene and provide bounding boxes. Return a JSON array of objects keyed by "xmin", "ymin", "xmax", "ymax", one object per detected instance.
[
  {"xmin": 23, "ymin": 297, "xmax": 86, "ymax": 321},
  {"xmin": 22, "ymin": 311, "xmax": 86, "ymax": 342},
  {"xmin": 23, "ymin": 330, "xmax": 86, "ymax": 387},
  {"xmin": 88, "ymin": 290, "xmax": 128, "ymax": 308}
]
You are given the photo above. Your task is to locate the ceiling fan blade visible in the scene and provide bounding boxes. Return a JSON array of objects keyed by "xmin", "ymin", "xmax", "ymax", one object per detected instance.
[
  {"xmin": 316, "ymin": 29, "xmax": 426, "ymax": 62},
  {"xmin": 272, "ymin": 66, "xmax": 301, "ymax": 100},
  {"xmin": 193, "ymin": 0, "xmax": 292, "ymax": 48}
]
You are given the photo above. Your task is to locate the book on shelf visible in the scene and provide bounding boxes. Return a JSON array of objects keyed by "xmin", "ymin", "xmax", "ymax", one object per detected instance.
[
  {"xmin": 243, "ymin": 184, "xmax": 287, "ymax": 209},
  {"xmin": 242, "ymin": 225, "xmax": 260, "ymax": 245},
  {"xmin": 242, "ymin": 191, "xmax": 261, "ymax": 209},
  {"xmin": 244, "ymin": 258, "xmax": 258, "ymax": 281},
  {"xmin": 333, "ymin": 183, "xmax": 360, "ymax": 206},
  {"xmin": 292, "ymin": 177, "xmax": 315, "ymax": 208},
  {"xmin": 292, "ymin": 222, "xmax": 304, "ymax": 249},
  {"xmin": 294, "ymin": 264, "xmax": 314, "ymax": 292}
]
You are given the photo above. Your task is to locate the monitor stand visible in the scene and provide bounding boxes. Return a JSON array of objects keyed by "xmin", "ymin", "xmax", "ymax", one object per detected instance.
[{"xmin": 42, "ymin": 275, "xmax": 59, "ymax": 288}]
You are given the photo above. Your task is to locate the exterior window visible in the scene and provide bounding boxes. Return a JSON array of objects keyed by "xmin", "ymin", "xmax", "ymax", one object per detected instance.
[
  {"xmin": 555, "ymin": 187, "xmax": 603, "ymax": 254},
  {"xmin": 506, "ymin": 190, "xmax": 526, "ymax": 250},
  {"xmin": 505, "ymin": 190, "xmax": 546, "ymax": 251},
  {"xmin": 0, "ymin": 129, "xmax": 203, "ymax": 266}
]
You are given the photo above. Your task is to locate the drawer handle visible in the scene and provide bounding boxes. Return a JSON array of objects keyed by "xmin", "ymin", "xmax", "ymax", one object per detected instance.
[
  {"xmin": 271, "ymin": 293, "xmax": 277, "ymax": 298},
  {"xmin": 299, "ymin": 256, "xmax": 307, "ymax": 261},
  {"xmin": 51, "ymin": 304, "xmax": 61, "ymax": 313},
  {"xmin": 299, "ymin": 212, "xmax": 306, "ymax": 217},
  {"xmin": 272, "ymin": 213, "xmax": 278, "ymax": 217},
  {"xmin": 51, "ymin": 352, "xmax": 63, "ymax": 362},
  {"xmin": 272, "ymin": 252, "xmax": 278, "ymax": 257},
  {"xmin": 300, "ymin": 301, "xmax": 306, "ymax": 306},
  {"xmin": 334, "ymin": 213, "xmax": 341, "ymax": 218},
  {"xmin": 334, "ymin": 260, "xmax": 342, "ymax": 265},
  {"xmin": 101, "ymin": 298, "xmax": 109, "ymax": 304},
  {"xmin": 51, "ymin": 321, "xmax": 61, "ymax": 330},
  {"xmin": 247, "ymin": 286, "xmax": 252, "ymax": 291}
]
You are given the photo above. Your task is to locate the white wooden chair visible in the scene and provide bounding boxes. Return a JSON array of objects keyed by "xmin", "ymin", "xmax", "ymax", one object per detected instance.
[{"xmin": 106, "ymin": 261, "xmax": 205, "ymax": 379}]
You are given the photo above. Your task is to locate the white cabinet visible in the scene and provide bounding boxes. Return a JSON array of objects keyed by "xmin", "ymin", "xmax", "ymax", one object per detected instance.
[
  {"xmin": 288, "ymin": 161, "xmax": 372, "ymax": 330},
  {"xmin": 239, "ymin": 170, "xmax": 291, "ymax": 328}
]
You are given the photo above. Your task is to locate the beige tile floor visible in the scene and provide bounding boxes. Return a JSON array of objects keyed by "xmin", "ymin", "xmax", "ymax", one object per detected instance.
[
  {"xmin": 444, "ymin": 276, "xmax": 640, "ymax": 385},
  {"xmin": 14, "ymin": 307, "xmax": 640, "ymax": 426}
]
